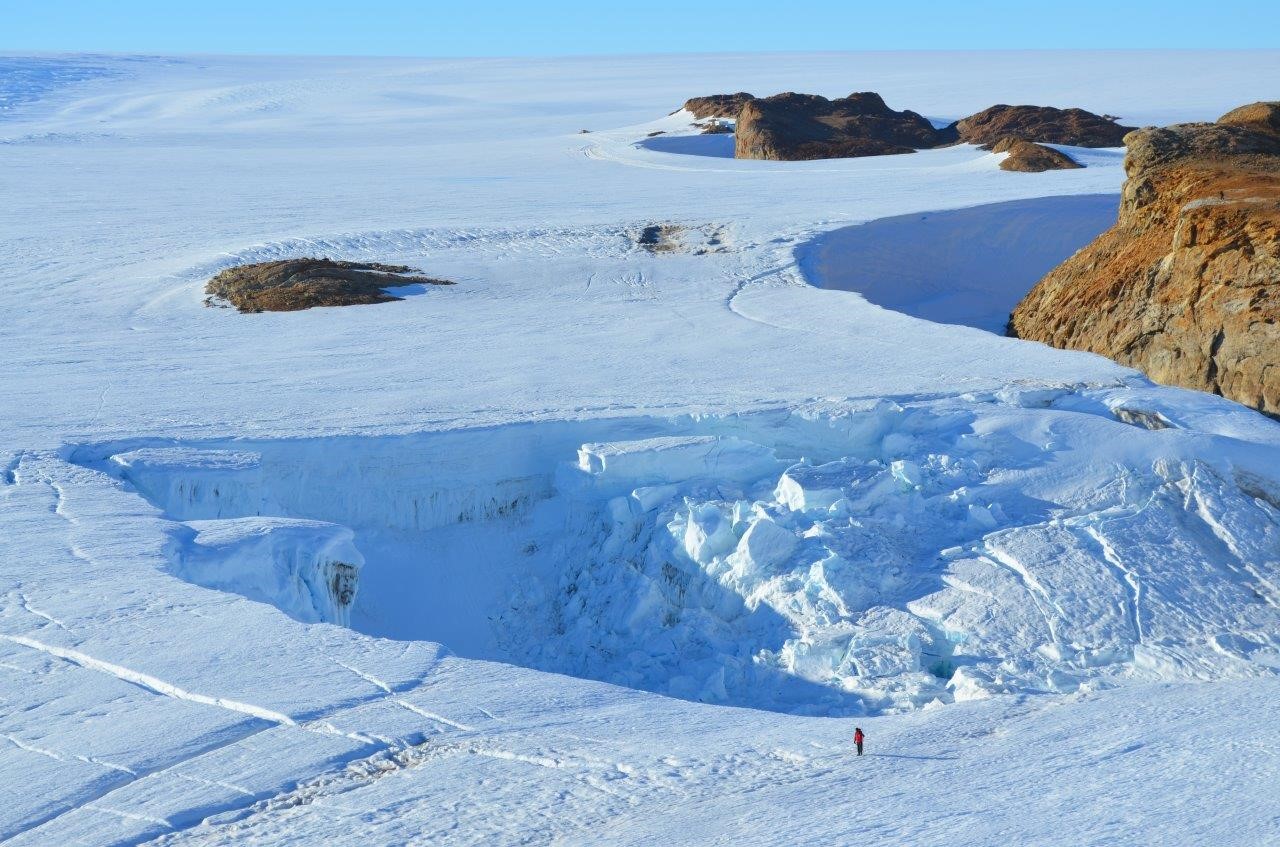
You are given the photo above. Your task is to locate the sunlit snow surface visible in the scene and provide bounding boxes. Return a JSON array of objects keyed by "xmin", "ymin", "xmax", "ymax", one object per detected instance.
[{"xmin": 2, "ymin": 51, "xmax": 1280, "ymax": 845}]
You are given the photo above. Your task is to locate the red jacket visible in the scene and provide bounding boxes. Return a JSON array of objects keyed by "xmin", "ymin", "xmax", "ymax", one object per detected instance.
[{"xmin": 854, "ymin": 730, "xmax": 864, "ymax": 743}]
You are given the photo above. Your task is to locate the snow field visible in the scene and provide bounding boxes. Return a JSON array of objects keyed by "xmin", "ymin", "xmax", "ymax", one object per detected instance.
[{"xmin": 3, "ymin": 51, "xmax": 1280, "ymax": 845}]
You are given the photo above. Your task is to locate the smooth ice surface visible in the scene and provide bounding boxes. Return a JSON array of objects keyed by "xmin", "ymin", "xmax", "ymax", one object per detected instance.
[
  {"xmin": 638, "ymin": 132, "xmax": 736, "ymax": 158},
  {"xmin": 3, "ymin": 51, "xmax": 1280, "ymax": 846},
  {"xmin": 799, "ymin": 193, "xmax": 1120, "ymax": 332}
]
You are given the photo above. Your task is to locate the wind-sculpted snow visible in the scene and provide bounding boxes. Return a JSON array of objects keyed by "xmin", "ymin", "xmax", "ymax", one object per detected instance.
[
  {"xmin": 0, "ymin": 56, "xmax": 130, "ymax": 118},
  {"xmin": 83, "ymin": 391, "xmax": 1280, "ymax": 718}
]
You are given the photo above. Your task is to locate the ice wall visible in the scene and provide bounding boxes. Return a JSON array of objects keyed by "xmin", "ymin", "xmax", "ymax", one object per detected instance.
[
  {"xmin": 89, "ymin": 394, "xmax": 1280, "ymax": 715},
  {"xmin": 183, "ymin": 518, "xmax": 364, "ymax": 626}
]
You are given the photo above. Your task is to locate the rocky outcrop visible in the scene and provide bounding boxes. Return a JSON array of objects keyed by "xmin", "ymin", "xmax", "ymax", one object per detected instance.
[
  {"xmin": 206, "ymin": 258, "xmax": 453, "ymax": 313},
  {"xmin": 1008, "ymin": 103, "xmax": 1280, "ymax": 416},
  {"xmin": 677, "ymin": 92, "xmax": 1132, "ymax": 161},
  {"xmin": 954, "ymin": 104, "xmax": 1132, "ymax": 147},
  {"xmin": 990, "ymin": 136, "xmax": 1082, "ymax": 172},
  {"xmin": 683, "ymin": 92, "xmax": 754, "ymax": 120},
  {"xmin": 734, "ymin": 92, "xmax": 943, "ymax": 161},
  {"xmin": 1218, "ymin": 101, "xmax": 1280, "ymax": 137}
]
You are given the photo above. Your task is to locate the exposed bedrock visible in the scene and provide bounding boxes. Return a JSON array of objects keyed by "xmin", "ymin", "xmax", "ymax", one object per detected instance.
[
  {"xmin": 683, "ymin": 92, "xmax": 755, "ymax": 119},
  {"xmin": 990, "ymin": 136, "xmax": 1083, "ymax": 172},
  {"xmin": 952, "ymin": 104, "xmax": 1133, "ymax": 147},
  {"xmin": 1009, "ymin": 102, "xmax": 1280, "ymax": 416},
  {"xmin": 734, "ymin": 91, "xmax": 944, "ymax": 160},
  {"xmin": 681, "ymin": 91, "xmax": 1128, "ymax": 161},
  {"xmin": 206, "ymin": 257, "xmax": 453, "ymax": 313}
]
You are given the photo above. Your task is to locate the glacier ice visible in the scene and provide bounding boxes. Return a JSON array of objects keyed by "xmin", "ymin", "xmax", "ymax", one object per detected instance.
[
  {"xmin": 82, "ymin": 393, "xmax": 1280, "ymax": 716},
  {"xmin": 183, "ymin": 518, "xmax": 363, "ymax": 626}
]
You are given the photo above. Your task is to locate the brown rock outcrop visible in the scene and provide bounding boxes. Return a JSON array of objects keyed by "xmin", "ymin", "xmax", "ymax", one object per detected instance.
[
  {"xmin": 207, "ymin": 258, "xmax": 453, "ymax": 313},
  {"xmin": 1008, "ymin": 104, "xmax": 1280, "ymax": 416},
  {"xmin": 990, "ymin": 136, "xmax": 1082, "ymax": 172},
  {"xmin": 954, "ymin": 104, "xmax": 1133, "ymax": 147},
  {"xmin": 683, "ymin": 92, "xmax": 754, "ymax": 119},
  {"xmin": 734, "ymin": 92, "xmax": 943, "ymax": 161},
  {"xmin": 1218, "ymin": 101, "xmax": 1280, "ymax": 138}
]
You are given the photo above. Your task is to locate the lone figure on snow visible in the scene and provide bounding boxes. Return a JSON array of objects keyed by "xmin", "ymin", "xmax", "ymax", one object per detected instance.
[{"xmin": 854, "ymin": 726, "xmax": 865, "ymax": 756}]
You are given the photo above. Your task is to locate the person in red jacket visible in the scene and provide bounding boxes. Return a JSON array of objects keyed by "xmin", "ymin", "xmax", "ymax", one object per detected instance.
[{"xmin": 854, "ymin": 726, "xmax": 865, "ymax": 756}]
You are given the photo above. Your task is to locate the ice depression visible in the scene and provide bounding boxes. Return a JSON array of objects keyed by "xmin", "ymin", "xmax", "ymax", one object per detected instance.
[
  {"xmin": 79, "ymin": 388, "xmax": 1280, "ymax": 716},
  {"xmin": 4, "ymin": 50, "xmax": 1280, "ymax": 845}
]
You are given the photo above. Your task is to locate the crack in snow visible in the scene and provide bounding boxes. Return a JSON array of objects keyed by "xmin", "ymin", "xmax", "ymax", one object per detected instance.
[
  {"xmin": 392, "ymin": 699, "xmax": 475, "ymax": 732},
  {"xmin": 2, "ymin": 731, "xmax": 137, "ymax": 775},
  {"xmin": 173, "ymin": 772, "xmax": 255, "ymax": 797},
  {"xmin": 83, "ymin": 804, "xmax": 174, "ymax": 828},
  {"xmin": 17, "ymin": 591, "xmax": 72, "ymax": 632},
  {"xmin": 331, "ymin": 658, "xmax": 394, "ymax": 694},
  {"xmin": 0, "ymin": 633, "xmax": 300, "ymax": 726},
  {"xmin": 1082, "ymin": 524, "xmax": 1146, "ymax": 645},
  {"xmin": 978, "ymin": 546, "xmax": 1064, "ymax": 650},
  {"xmin": 0, "ymin": 711, "xmax": 276, "ymax": 842}
]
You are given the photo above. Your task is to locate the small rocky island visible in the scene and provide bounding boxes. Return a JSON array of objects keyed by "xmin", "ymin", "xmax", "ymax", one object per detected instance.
[
  {"xmin": 951, "ymin": 104, "xmax": 1133, "ymax": 147},
  {"xmin": 1009, "ymin": 102, "xmax": 1280, "ymax": 416},
  {"xmin": 989, "ymin": 136, "xmax": 1082, "ymax": 172},
  {"xmin": 206, "ymin": 258, "xmax": 453, "ymax": 313}
]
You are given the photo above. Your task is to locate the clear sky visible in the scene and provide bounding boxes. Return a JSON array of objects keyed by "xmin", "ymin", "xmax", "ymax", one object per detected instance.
[{"xmin": 4, "ymin": 0, "xmax": 1278, "ymax": 55}]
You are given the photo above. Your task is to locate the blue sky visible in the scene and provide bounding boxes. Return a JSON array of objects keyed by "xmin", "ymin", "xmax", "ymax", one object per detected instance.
[{"xmin": 4, "ymin": 0, "xmax": 1278, "ymax": 55}]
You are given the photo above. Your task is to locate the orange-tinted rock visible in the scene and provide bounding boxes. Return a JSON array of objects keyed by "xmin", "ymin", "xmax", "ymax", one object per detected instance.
[
  {"xmin": 1217, "ymin": 101, "xmax": 1280, "ymax": 138},
  {"xmin": 1008, "ymin": 104, "xmax": 1280, "ymax": 416}
]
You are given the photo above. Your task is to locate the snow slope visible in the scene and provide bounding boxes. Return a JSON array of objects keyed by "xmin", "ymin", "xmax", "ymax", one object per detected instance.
[{"xmin": 2, "ymin": 51, "xmax": 1280, "ymax": 845}]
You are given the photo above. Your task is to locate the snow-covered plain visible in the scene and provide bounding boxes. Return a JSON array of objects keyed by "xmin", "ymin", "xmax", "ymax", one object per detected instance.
[{"xmin": 2, "ymin": 51, "xmax": 1280, "ymax": 845}]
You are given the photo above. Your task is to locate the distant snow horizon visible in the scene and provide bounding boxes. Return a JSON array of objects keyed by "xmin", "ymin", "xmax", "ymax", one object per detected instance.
[{"xmin": 7, "ymin": 0, "xmax": 1280, "ymax": 56}]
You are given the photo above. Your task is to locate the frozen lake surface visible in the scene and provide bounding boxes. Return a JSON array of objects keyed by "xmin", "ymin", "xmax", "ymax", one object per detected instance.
[{"xmin": 799, "ymin": 193, "xmax": 1120, "ymax": 332}]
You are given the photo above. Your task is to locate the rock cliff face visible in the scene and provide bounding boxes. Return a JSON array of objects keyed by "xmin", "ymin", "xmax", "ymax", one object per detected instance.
[
  {"xmin": 734, "ymin": 92, "xmax": 943, "ymax": 160},
  {"xmin": 1008, "ymin": 103, "xmax": 1280, "ymax": 416},
  {"xmin": 683, "ymin": 92, "xmax": 754, "ymax": 119},
  {"xmin": 990, "ymin": 136, "xmax": 1082, "ymax": 172},
  {"xmin": 954, "ymin": 104, "xmax": 1132, "ymax": 147}
]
